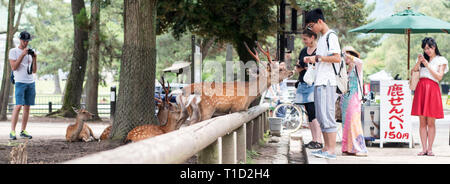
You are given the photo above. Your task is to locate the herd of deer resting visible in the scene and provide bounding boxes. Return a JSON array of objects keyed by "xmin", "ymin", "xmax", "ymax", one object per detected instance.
[{"xmin": 65, "ymin": 42, "xmax": 293, "ymax": 144}]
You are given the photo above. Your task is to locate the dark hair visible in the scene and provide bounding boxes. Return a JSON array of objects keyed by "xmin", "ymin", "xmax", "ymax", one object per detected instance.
[
  {"xmin": 421, "ymin": 37, "xmax": 441, "ymax": 67},
  {"xmin": 302, "ymin": 29, "xmax": 317, "ymax": 39},
  {"xmin": 305, "ymin": 8, "xmax": 325, "ymax": 24}
]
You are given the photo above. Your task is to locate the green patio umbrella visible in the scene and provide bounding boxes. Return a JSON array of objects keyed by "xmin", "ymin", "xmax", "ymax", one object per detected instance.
[{"xmin": 349, "ymin": 7, "xmax": 450, "ymax": 76}]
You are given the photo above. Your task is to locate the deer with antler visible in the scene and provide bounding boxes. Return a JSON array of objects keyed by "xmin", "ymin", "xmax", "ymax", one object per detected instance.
[
  {"xmin": 177, "ymin": 42, "xmax": 293, "ymax": 125},
  {"xmin": 122, "ymin": 77, "xmax": 185, "ymax": 143}
]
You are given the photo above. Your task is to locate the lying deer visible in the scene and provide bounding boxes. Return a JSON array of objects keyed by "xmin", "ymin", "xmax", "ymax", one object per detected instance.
[
  {"xmin": 99, "ymin": 125, "xmax": 111, "ymax": 140},
  {"xmin": 124, "ymin": 77, "xmax": 184, "ymax": 143},
  {"xmin": 177, "ymin": 42, "xmax": 293, "ymax": 125},
  {"xmin": 66, "ymin": 107, "xmax": 97, "ymax": 142}
]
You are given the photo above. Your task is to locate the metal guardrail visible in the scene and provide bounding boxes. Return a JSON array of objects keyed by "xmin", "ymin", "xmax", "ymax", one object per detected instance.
[{"xmin": 64, "ymin": 103, "xmax": 270, "ymax": 164}]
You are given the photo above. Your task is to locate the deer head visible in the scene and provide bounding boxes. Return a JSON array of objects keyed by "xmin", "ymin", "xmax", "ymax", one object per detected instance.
[
  {"xmin": 244, "ymin": 41, "xmax": 294, "ymax": 85},
  {"xmin": 72, "ymin": 107, "xmax": 94, "ymax": 121},
  {"xmin": 155, "ymin": 76, "xmax": 182, "ymax": 130}
]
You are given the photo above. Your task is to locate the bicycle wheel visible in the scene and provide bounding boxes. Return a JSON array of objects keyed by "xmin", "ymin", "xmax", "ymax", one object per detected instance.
[{"xmin": 272, "ymin": 103, "xmax": 304, "ymax": 131}]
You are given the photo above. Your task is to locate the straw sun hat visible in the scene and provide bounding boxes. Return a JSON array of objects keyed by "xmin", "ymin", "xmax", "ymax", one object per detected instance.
[{"xmin": 343, "ymin": 46, "xmax": 360, "ymax": 58}]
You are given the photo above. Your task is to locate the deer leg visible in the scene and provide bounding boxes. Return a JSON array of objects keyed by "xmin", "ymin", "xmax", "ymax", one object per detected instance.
[
  {"xmin": 188, "ymin": 96, "xmax": 202, "ymax": 125},
  {"xmin": 176, "ymin": 95, "xmax": 190, "ymax": 126},
  {"xmin": 87, "ymin": 126, "xmax": 98, "ymax": 141}
]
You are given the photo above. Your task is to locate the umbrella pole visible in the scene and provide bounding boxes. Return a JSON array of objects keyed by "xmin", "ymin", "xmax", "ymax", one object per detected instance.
[{"xmin": 407, "ymin": 29, "xmax": 411, "ymax": 79}]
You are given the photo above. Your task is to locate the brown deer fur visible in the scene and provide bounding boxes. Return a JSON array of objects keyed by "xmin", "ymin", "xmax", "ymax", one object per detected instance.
[
  {"xmin": 124, "ymin": 77, "xmax": 184, "ymax": 143},
  {"xmin": 178, "ymin": 42, "xmax": 293, "ymax": 125},
  {"xmin": 66, "ymin": 108, "xmax": 97, "ymax": 142}
]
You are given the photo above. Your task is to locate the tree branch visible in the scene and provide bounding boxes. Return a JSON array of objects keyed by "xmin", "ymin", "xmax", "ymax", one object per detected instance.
[{"xmin": 13, "ymin": 0, "xmax": 26, "ymax": 33}]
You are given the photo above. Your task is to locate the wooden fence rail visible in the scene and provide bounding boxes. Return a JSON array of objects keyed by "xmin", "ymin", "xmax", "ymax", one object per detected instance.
[{"xmin": 64, "ymin": 103, "xmax": 270, "ymax": 164}]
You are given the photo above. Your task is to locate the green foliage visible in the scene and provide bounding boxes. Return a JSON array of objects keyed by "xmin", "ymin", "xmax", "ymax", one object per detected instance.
[
  {"xmin": 365, "ymin": 0, "xmax": 450, "ymax": 82},
  {"xmin": 157, "ymin": 0, "xmax": 279, "ymax": 62},
  {"xmin": 26, "ymin": 0, "xmax": 73, "ymax": 76},
  {"xmin": 75, "ymin": 7, "xmax": 89, "ymax": 31}
]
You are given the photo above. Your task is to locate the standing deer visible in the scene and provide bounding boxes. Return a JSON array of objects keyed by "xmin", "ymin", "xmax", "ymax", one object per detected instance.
[
  {"xmin": 177, "ymin": 42, "xmax": 293, "ymax": 125},
  {"xmin": 66, "ymin": 107, "xmax": 97, "ymax": 142},
  {"xmin": 124, "ymin": 77, "xmax": 184, "ymax": 143}
]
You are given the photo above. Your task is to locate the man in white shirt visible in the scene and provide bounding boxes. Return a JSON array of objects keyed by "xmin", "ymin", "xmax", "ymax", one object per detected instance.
[
  {"xmin": 304, "ymin": 8, "xmax": 341, "ymax": 159},
  {"xmin": 8, "ymin": 31, "xmax": 37, "ymax": 140}
]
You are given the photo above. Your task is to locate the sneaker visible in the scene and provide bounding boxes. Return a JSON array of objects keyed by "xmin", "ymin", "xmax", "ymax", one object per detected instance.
[
  {"xmin": 313, "ymin": 150, "xmax": 337, "ymax": 160},
  {"xmin": 20, "ymin": 130, "xmax": 32, "ymax": 139},
  {"xmin": 323, "ymin": 152, "xmax": 337, "ymax": 160},
  {"xmin": 9, "ymin": 131, "xmax": 17, "ymax": 140},
  {"xmin": 311, "ymin": 150, "xmax": 324, "ymax": 158}
]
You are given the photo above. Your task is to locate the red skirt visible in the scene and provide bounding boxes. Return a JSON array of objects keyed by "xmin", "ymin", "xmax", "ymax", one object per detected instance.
[{"xmin": 411, "ymin": 78, "xmax": 444, "ymax": 119}]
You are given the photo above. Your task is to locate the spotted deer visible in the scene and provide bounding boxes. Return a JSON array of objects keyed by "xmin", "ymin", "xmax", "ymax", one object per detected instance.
[
  {"xmin": 66, "ymin": 107, "xmax": 97, "ymax": 142},
  {"xmin": 124, "ymin": 77, "xmax": 184, "ymax": 143},
  {"xmin": 99, "ymin": 125, "xmax": 111, "ymax": 140},
  {"xmin": 177, "ymin": 42, "xmax": 293, "ymax": 125}
]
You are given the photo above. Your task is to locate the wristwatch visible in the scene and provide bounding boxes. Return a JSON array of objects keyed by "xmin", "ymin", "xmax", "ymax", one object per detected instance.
[{"xmin": 316, "ymin": 55, "xmax": 322, "ymax": 63}]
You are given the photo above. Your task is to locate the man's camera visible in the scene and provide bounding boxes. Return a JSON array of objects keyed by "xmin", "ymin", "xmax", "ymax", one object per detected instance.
[{"xmin": 27, "ymin": 48, "xmax": 35, "ymax": 57}]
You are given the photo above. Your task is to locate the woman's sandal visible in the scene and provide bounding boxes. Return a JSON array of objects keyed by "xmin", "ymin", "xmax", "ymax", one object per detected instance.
[
  {"xmin": 314, "ymin": 142, "xmax": 323, "ymax": 149},
  {"xmin": 427, "ymin": 151, "xmax": 435, "ymax": 156},
  {"xmin": 417, "ymin": 151, "xmax": 427, "ymax": 156}
]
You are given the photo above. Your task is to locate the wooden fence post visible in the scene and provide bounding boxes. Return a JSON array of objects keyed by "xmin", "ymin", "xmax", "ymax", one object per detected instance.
[
  {"xmin": 253, "ymin": 117, "xmax": 260, "ymax": 145},
  {"xmin": 198, "ymin": 137, "xmax": 222, "ymax": 164},
  {"xmin": 236, "ymin": 124, "xmax": 246, "ymax": 163},
  {"xmin": 222, "ymin": 132, "xmax": 237, "ymax": 164},
  {"xmin": 246, "ymin": 120, "xmax": 254, "ymax": 150}
]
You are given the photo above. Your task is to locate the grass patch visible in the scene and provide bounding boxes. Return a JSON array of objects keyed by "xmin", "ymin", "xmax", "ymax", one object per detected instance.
[{"xmin": 246, "ymin": 149, "xmax": 259, "ymax": 164}]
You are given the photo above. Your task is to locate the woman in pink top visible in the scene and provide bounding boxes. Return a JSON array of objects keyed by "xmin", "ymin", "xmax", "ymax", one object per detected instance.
[{"xmin": 411, "ymin": 37, "xmax": 449, "ymax": 156}]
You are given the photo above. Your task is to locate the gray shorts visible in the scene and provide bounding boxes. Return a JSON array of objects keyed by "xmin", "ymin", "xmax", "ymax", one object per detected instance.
[{"xmin": 314, "ymin": 84, "xmax": 338, "ymax": 133}]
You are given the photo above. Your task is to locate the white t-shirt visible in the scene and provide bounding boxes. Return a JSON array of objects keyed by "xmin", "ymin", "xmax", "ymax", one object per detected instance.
[
  {"xmin": 314, "ymin": 30, "xmax": 341, "ymax": 86},
  {"xmin": 418, "ymin": 56, "xmax": 449, "ymax": 83},
  {"xmin": 9, "ymin": 47, "xmax": 35, "ymax": 83}
]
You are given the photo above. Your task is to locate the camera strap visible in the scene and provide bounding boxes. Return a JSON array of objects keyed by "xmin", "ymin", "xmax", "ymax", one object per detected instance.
[{"xmin": 27, "ymin": 55, "xmax": 33, "ymax": 75}]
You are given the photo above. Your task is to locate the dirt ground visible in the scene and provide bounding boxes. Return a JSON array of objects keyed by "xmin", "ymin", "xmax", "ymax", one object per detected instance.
[
  {"xmin": 0, "ymin": 116, "xmax": 298, "ymax": 164},
  {"xmin": 0, "ymin": 138, "xmax": 123, "ymax": 164},
  {"xmin": 0, "ymin": 116, "xmax": 122, "ymax": 164}
]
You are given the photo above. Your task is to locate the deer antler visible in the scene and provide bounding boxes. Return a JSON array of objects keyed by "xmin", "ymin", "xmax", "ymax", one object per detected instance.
[
  {"xmin": 159, "ymin": 76, "xmax": 170, "ymax": 104},
  {"xmin": 255, "ymin": 41, "xmax": 273, "ymax": 65},
  {"xmin": 244, "ymin": 41, "xmax": 260, "ymax": 62}
]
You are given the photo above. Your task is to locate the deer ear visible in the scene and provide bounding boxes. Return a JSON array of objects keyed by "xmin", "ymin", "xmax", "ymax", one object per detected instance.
[{"xmin": 72, "ymin": 107, "xmax": 79, "ymax": 113}]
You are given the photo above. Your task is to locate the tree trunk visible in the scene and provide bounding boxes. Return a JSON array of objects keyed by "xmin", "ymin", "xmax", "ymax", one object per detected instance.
[
  {"xmin": 225, "ymin": 43, "xmax": 233, "ymax": 61},
  {"xmin": 232, "ymin": 33, "xmax": 258, "ymax": 82},
  {"xmin": 0, "ymin": 0, "xmax": 16, "ymax": 121},
  {"xmin": 53, "ymin": 72, "xmax": 62, "ymax": 94},
  {"xmin": 200, "ymin": 37, "xmax": 215, "ymax": 61},
  {"xmin": 85, "ymin": 0, "xmax": 101, "ymax": 121},
  {"xmin": 110, "ymin": 0, "xmax": 158, "ymax": 141},
  {"xmin": 49, "ymin": 0, "xmax": 89, "ymax": 118},
  {"xmin": 233, "ymin": 33, "xmax": 258, "ymax": 66}
]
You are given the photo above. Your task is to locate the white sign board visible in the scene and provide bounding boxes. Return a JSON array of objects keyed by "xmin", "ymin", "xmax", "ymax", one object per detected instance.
[{"xmin": 379, "ymin": 80, "xmax": 412, "ymax": 148}]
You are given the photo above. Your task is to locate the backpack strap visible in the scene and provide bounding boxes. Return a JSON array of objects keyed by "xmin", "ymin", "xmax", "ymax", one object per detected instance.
[
  {"xmin": 326, "ymin": 31, "xmax": 337, "ymax": 51},
  {"xmin": 327, "ymin": 31, "xmax": 341, "ymax": 76}
]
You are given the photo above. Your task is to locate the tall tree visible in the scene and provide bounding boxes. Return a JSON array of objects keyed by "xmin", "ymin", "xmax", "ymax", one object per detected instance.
[
  {"xmin": 49, "ymin": 0, "xmax": 89, "ymax": 117},
  {"xmin": 110, "ymin": 0, "xmax": 158, "ymax": 140},
  {"xmin": 85, "ymin": 0, "xmax": 101, "ymax": 120},
  {"xmin": 0, "ymin": 0, "xmax": 26, "ymax": 120}
]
